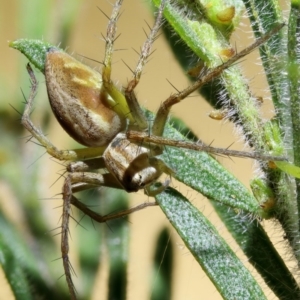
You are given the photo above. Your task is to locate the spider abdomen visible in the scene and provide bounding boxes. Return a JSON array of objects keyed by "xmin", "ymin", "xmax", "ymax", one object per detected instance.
[{"xmin": 45, "ymin": 48, "xmax": 126, "ymax": 147}]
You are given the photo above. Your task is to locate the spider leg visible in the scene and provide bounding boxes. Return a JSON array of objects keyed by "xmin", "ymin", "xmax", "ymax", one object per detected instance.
[
  {"xmin": 70, "ymin": 193, "xmax": 158, "ymax": 222},
  {"xmin": 61, "ymin": 171, "xmax": 124, "ymax": 299},
  {"xmin": 101, "ymin": 0, "xmax": 166, "ymax": 130},
  {"xmin": 61, "ymin": 176, "xmax": 77, "ymax": 300},
  {"xmin": 151, "ymin": 23, "xmax": 285, "ymax": 137},
  {"xmin": 70, "ymin": 172, "xmax": 123, "ymax": 189},
  {"xmin": 68, "ymin": 171, "xmax": 159, "ymax": 219},
  {"xmin": 67, "ymin": 157, "xmax": 107, "ymax": 172},
  {"xmin": 22, "ymin": 64, "xmax": 107, "ymax": 161},
  {"xmin": 100, "ymin": 0, "xmax": 134, "ymax": 122},
  {"xmin": 61, "ymin": 171, "xmax": 157, "ymax": 299},
  {"xmin": 124, "ymin": 0, "xmax": 166, "ymax": 131}
]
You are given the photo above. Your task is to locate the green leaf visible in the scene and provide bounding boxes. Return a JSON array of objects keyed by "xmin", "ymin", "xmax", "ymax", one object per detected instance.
[
  {"xmin": 275, "ymin": 161, "xmax": 300, "ymax": 178},
  {"xmin": 155, "ymin": 111, "xmax": 260, "ymax": 214},
  {"xmin": 212, "ymin": 203, "xmax": 300, "ymax": 299},
  {"xmin": 9, "ymin": 39, "xmax": 56, "ymax": 73},
  {"xmin": 161, "ymin": 114, "xmax": 299, "ymax": 297},
  {"xmin": 0, "ymin": 213, "xmax": 63, "ymax": 299},
  {"xmin": 151, "ymin": 228, "xmax": 173, "ymax": 300},
  {"xmin": 156, "ymin": 188, "xmax": 266, "ymax": 300}
]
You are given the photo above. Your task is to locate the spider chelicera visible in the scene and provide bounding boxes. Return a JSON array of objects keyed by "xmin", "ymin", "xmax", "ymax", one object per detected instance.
[{"xmin": 11, "ymin": 0, "xmax": 285, "ymax": 298}]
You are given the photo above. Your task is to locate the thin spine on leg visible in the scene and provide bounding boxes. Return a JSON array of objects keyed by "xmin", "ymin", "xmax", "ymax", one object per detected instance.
[
  {"xmin": 124, "ymin": 0, "xmax": 166, "ymax": 130},
  {"xmin": 61, "ymin": 176, "xmax": 77, "ymax": 300},
  {"xmin": 151, "ymin": 23, "xmax": 285, "ymax": 137},
  {"xmin": 22, "ymin": 64, "xmax": 107, "ymax": 161}
]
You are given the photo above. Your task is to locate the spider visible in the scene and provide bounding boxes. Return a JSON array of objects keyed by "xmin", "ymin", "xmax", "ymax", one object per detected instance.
[{"xmin": 11, "ymin": 0, "xmax": 285, "ymax": 298}]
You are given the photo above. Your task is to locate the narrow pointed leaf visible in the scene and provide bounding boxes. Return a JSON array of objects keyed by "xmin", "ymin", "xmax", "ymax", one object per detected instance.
[{"xmin": 156, "ymin": 188, "xmax": 266, "ymax": 300}]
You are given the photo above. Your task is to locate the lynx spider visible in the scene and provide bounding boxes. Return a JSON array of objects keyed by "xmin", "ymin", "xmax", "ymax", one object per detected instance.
[{"xmin": 20, "ymin": 0, "xmax": 285, "ymax": 298}]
